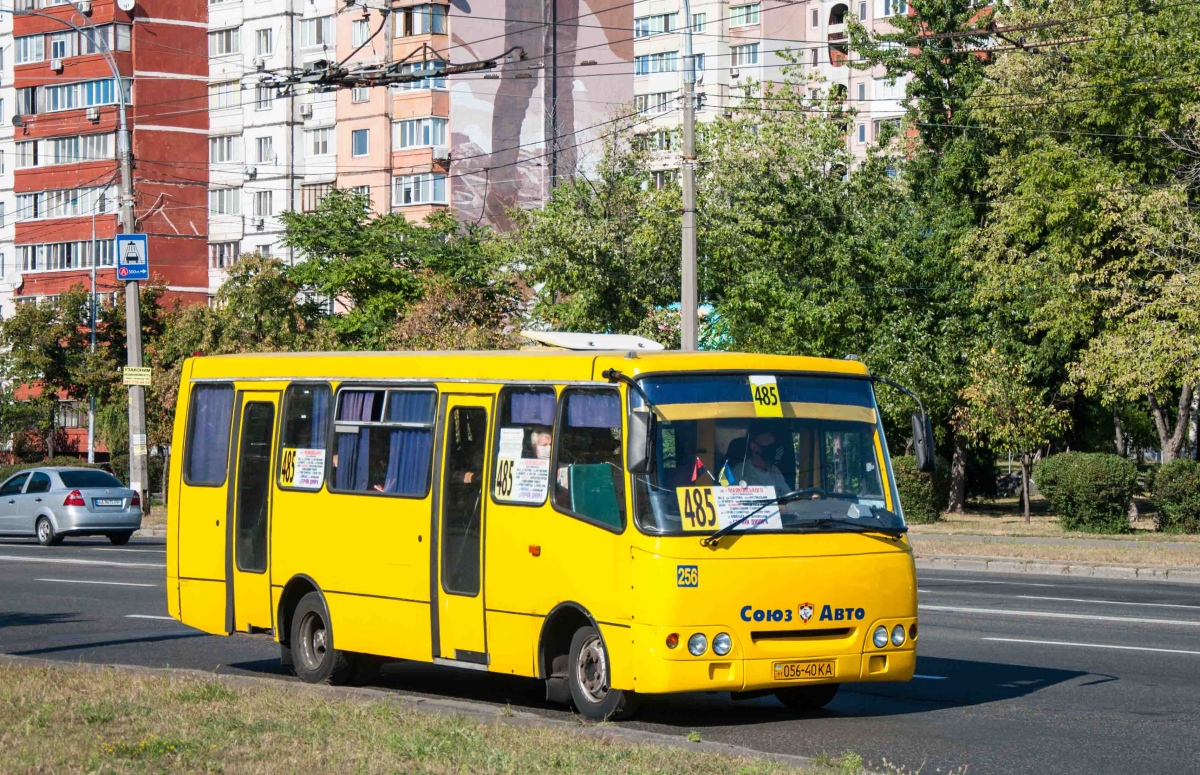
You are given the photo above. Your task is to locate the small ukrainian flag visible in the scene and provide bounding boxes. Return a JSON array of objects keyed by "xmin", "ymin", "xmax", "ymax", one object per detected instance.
[{"xmin": 719, "ymin": 461, "xmax": 735, "ymax": 487}]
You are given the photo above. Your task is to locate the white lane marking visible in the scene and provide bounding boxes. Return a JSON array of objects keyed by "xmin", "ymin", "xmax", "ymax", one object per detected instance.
[
  {"xmin": 983, "ymin": 637, "xmax": 1200, "ymax": 657},
  {"xmin": 0, "ymin": 554, "xmax": 163, "ymax": 569},
  {"xmin": 37, "ymin": 578, "xmax": 158, "ymax": 588},
  {"xmin": 1018, "ymin": 595, "xmax": 1200, "ymax": 610},
  {"xmin": 919, "ymin": 577, "xmax": 1060, "ymax": 588},
  {"xmin": 0, "ymin": 544, "xmax": 164, "ymax": 554},
  {"xmin": 125, "ymin": 614, "xmax": 175, "ymax": 621},
  {"xmin": 920, "ymin": 604, "xmax": 1200, "ymax": 627},
  {"xmin": 912, "ymin": 674, "xmax": 949, "ymax": 680}
]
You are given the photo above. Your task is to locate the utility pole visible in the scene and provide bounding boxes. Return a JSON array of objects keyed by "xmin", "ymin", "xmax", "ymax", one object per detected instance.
[
  {"xmin": 679, "ymin": 0, "xmax": 698, "ymax": 351},
  {"xmin": 88, "ymin": 212, "xmax": 96, "ymax": 466}
]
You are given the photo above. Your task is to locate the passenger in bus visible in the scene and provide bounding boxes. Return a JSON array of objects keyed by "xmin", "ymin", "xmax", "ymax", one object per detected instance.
[
  {"xmin": 725, "ymin": 430, "xmax": 792, "ymax": 495},
  {"xmin": 528, "ymin": 429, "xmax": 553, "ymax": 460}
]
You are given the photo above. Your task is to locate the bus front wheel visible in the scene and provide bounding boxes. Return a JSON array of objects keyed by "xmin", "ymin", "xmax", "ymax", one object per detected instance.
[
  {"xmin": 775, "ymin": 683, "xmax": 839, "ymax": 710},
  {"xmin": 290, "ymin": 592, "xmax": 354, "ymax": 685},
  {"xmin": 568, "ymin": 625, "xmax": 637, "ymax": 721}
]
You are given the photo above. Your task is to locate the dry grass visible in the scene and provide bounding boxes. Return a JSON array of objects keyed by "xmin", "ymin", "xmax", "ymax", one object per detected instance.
[
  {"xmin": 0, "ymin": 663, "xmax": 832, "ymax": 775},
  {"xmin": 911, "ymin": 536, "xmax": 1200, "ymax": 567}
]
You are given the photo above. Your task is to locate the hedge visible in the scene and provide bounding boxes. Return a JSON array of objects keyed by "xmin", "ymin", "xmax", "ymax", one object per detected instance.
[
  {"xmin": 0, "ymin": 457, "xmax": 101, "ymax": 483},
  {"xmin": 1033, "ymin": 452, "xmax": 1138, "ymax": 534},
  {"xmin": 1154, "ymin": 459, "xmax": 1200, "ymax": 534},
  {"xmin": 893, "ymin": 454, "xmax": 950, "ymax": 524}
]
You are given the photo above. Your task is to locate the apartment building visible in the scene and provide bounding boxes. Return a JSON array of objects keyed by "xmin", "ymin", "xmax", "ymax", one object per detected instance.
[{"xmin": 632, "ymin": 0, "xmax": 910, "ymax": 171}]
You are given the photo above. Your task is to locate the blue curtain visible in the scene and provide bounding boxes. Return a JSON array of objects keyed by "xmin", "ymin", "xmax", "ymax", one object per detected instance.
[
  {"xmin": 187, "ymin": 385, "xmax": 234, "ymax": 484},
  {"xmin": 566, "ymin": 392, "xmax": 621, "ymax": 429},
  {"xmin": 309, "ymin": 387, "xmax": 329, "ymax": 448},
  {"xmin": 383, "ymin": 428, "xmax": 433, "ymax": 495},
  {"xmin": 511, "ymin": 390, "xmax": 556, "ymax": 425},
  {"xmin": 335, "ymin": 391, "xmax": 375, "ymax": 491},
  {"xmin": 388, "ymin": 390, "xmax": 436, "ymax": 423}
]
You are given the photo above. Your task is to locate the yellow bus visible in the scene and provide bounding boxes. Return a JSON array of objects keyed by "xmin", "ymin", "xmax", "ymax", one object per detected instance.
[{"xmin": 167, "ymin": 349, "xmax": 931, "ymax": 719}]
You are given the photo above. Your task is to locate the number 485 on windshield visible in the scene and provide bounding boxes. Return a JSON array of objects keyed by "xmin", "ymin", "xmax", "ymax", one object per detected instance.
[{"xmin": 677, "ymin": 486, "xmax": 717, "ymax": 530}]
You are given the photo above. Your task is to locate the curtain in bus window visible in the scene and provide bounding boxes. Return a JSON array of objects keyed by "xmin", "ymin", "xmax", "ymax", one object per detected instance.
[
  {"xmin": 382, "ymin": 389, "xmax": 435, "ymax": 495},
  {"xmin": 335, "ymin": 390, "xmax": 376, "ymax": 491},
  {"xmin": 511, "ymin": 391, "xmax": 555, "ymax": 425},
  {"xmin": 187, "ymin": 385, "xmax": 234, "ymax": 485},
  {"xmin": 566, "ymin": 392, "xmax": 620, "ymax": 428},
  {"xmin": 308, "ymin": 388, "xmax": 329, "ymax": 448}
]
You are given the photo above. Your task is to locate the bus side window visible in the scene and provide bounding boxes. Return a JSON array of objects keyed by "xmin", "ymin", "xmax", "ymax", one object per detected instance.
[
  {"xmin": 553, "ymin": 388, "xmax": 625, "ymax": 530},
  {"xmin": 184, "ymin": 384, "xmax": 235, "ymax": 486},
  {"xmin": 492, "ymin": 386, "xmax": 556, "ymax": 505},
  {"xmin": 331, "ymin": 388, "xmax": 436, "ymax": 497},
  {"xmin": 278, "ymin": 383, "xmax": 331, "ymax": 491}
]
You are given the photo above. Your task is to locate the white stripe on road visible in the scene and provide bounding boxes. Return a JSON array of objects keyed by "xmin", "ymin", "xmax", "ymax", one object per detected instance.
[
  {"xmin": 125, "ymin": 614, "xmax": 175, "ymax": 621},
  {"xmin": 918, "ymin": 577, "xmax": 1060, "ymax": 588},
  {"xmin": 1017, "ymin": 595, "xmax": 1200, "ymax": 610},
  {"xmin": 37, "ymin": 578, "xmax": 158, "ymax": 588},
  {"xmin": 0, "ymin": 544, "xmax": 164, "ymax": 554},
  {"xmin": 983, "ymin": 637, "xmax": 1200, "ymax": 657},
  {"xmin": 0, "ymin": 554, "xmax": 163, "ymax": 569},
  {"xmin": 920, "ymin": 604, "xmax": 1200, "ymax": 627},
  {"xmin": 912, "ymin": 674, "xmax": 949, "ymax": 680}
]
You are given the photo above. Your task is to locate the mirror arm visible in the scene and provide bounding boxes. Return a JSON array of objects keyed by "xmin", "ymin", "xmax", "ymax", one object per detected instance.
[
  {"xmin": 871, "ymin": 376, "xmax": 928, "ymax": 420},
  {"xmin": 602, "ymin": 368, "xmax": 655, "ymax": 409}
]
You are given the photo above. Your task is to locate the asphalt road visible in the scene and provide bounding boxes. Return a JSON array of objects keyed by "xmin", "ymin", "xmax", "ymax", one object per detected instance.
[{"xmin": 2, "ymin": 537, "xmax": 1199, "ymax": 774}]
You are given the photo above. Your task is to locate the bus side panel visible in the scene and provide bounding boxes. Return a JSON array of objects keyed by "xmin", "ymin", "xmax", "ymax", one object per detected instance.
[
  {"xmin": 324, "ymin": 593, "xmax": 432, "ymax": 661},
  {"xmin": 178, "ymin": 578, "xmax": 229, "ymax": 635},
  {"xmin": 599, "ymin": 622, "xmax": 635, "ymax": 692},
  {"xmin": 484, "ymin": 611, "xmax": 537, "ymax": 677},
  {"xmin": 166, "ymin": 360, "xmax": 194, "ymax": 622}
]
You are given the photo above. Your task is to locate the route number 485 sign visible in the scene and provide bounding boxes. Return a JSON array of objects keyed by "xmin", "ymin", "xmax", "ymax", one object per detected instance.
[{"xmin": 750, "ymin": 374, "xmax": 783, "ymax": 417}]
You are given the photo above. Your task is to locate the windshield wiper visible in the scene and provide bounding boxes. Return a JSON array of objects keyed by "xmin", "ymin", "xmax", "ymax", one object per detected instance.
[
  {"xmin": 798, "ymin": 515, "xmax": 907, "ymax": 539},
  {"xmin": 701, "ymin": 488, "xmax": 823, "ymax": 547}
]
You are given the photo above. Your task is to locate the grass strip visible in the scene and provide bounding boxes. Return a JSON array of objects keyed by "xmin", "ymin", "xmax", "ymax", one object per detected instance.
[
  {"xmin": 911, "ymin": 537, "xmax": 1200, "ymax": 568},
  {"xmin": 0, "ymin": 662, "xmax": 837, "ymax": 775}
]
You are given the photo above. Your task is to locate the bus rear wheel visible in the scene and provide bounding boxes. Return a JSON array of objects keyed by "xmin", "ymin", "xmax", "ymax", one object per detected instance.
[
  {"xmin": 568, "ymin": 625, "xmax": 637, "ymax": 721},
  {"xmin": 775, "ymin": 683, "xmax": 839, "ymax": 710},
  {"xmin": 290, "ymin": 592, "xmax": 354, "ymax": 685}
]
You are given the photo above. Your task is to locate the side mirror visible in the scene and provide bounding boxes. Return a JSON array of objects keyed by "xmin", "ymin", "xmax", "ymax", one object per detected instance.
[
  {"xmin": 627, "ymin": 410, "xmax": 656, "ymax": 474},
  {"xmin": 912, "ymin": 412, "xmax": 936, "ymax": 473}
]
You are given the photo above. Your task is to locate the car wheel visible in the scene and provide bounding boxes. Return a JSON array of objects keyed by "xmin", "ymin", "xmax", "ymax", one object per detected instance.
[
  {"xmin": 36, "ymin": 517, "xmax": 62, "ymax": 547},
  {"xmin": 108, "ymin": 531, "xmax": 134, "ymax": 546},
  {"xmin": 289, "ymin": 591, "xmax": 354, "ymax": 685},
  {"xmin": 567, "ymin": 625, "xmax": 637, "ymax": 721},
  {"xmin": 775, "ymin": 683, "xmax": 839, "ymax": 710}
]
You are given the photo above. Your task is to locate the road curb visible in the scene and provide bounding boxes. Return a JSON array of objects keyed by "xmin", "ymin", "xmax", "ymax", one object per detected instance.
[
  {"xmin": 133, "ymin": 528, "xmax": 166, "ymax": 538},
  {"xmin": 0, "ymin": 654, "xmax": 821, "ymax": 772},
  {"xmin": 916, "ymin": 553, "xmax": 1200, "ymax": 584}
]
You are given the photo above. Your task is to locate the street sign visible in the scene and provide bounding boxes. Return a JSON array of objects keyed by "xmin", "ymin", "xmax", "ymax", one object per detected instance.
[
  {"xmin": 123, "ymin": 366, "xmax": 152, "ymax": 386},
  {"xmin": 116, "ymin": 234, "xmax": 149, "ymax": 281}
]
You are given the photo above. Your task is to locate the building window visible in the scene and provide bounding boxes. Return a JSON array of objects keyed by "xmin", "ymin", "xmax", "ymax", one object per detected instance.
[
  {"xmin": 209, "ymin": 81, "xmax": 240, "ymax": 110},
  {"xmin": 50, "ymin": 32, "xmax": 76, "ymax": 59},
  {"xmin": 209, "ymin": 135, "xmax": 237, "ymax": 163},
  {"xmin": 350, "ymin": 185, "xmax": 372, "ymax": 204},
  {"xmin": 692, "ymin": 13, "xmax": 706, "ymax": 33},
  {"xmin": 0, "ymin": 202, "xmax": 5, "ymax": 228},
  {"xmin": 255, "ymin": 85, "xmax": 274, "ymax": 110},
  {"xmin": 860, "ymin": 2, "xmax": 868, "ymax": 20},
  {"xmin": 634, "ymin": 12, "xmax": 676, "ymax": 38},
  {"xmin": 208, "ymin": 28, "xmax": 240, "ymax": 56},
  {"xmin": 811, "ymin": 48, "xmax": 819, "ymax": 66},
  {"xmin": 15, "ymin": 34, "xmax": 44, "ymax": 64},
  {"xmin": 16, "ymin": 185, "xmax": 115, "ymax": 222},
  {"xmin": 352, "ymin": 86, "xmax": 371, "ymax": 103},
  {"xmin": 812, "ymin": 8, "xmax": 819, "ymax": 26},
  {"xmin": 55, "ymin": 401, "xmax": 86, "ymax": 429},
  {"xmin": 352, "ymin": 19, "xmax": 370, "ymax": 47},
  {"xmin": 301, "ymin": 184, "xmax": 332, "ymax": 212},
  {"xmin": 634, "ymin": 51, "xmax": 678, "ymax": 76},
  {"xmin": 858, "ymin": 82, "xmax": 865, "ymax": 101},
  {"xmin": 210, "ymin": 241, "xmax": 241, "ymax": 269},
  {"xmin": 351, "ymin": 129, "xmax": 369, "ymax": 157},
  {"xmin": 253, "ymin": 190, "xmax": 273, "ymax": 217},
  {"xmin": 20, "ymin": 240, "xmax": 114, "ymax": 272},
  {"xmin": 306, "ymin": 127, "xmax": 334, "ymax": 157},
  {"xmin": 299, "ymin": 16, "xmax": 333, "ymax": 48},
  {"xmin": 858, "ymin": 124, "xmax": 866, "ymax": 143},
  {"xmin": 638, "ymin": 129, "xmax": 676, "ymax": 152},
  {"xmin": 730, "ymin": 4, "xmax": 760, "ymax": 27},
  {"xmin": 392, "ymin": 62, "xmax": 447, "ymax": 91},
  {"xmin": 256, "ymin": 28, "xmax": 273, "ymax": 56},
  {"xmin": 41, "ymin": 78, "xmax": 131, "ymax": 112},
  {"xmin": 652, "ymin": 170, "xmax": 678, "ymax": 189},
  {"xmin": 634, "ymin": 92, "xmax": 674, "ymax": 116},
  {"xmin": 256, "ymin": 136, "xmax": 274, "ymax": 164},
  {"xmin": 392, "ymin": 173, "xmax": 447, "ymax": 206},
  {"xmin": 394, "ymin": 117, "xmax": 447, "ymax": 149},
  {"xmin": 731, "ymin": 44, "xmax": 759, "ymax": 67},
  {"xmin": 395, "ymin": 4, "xmax": 447, "ymax": 37},
  {"xmin": 209, "ymin": 188, "xmax": 241, "ymax": 215},
  {"xmin": 880, "ymin": 0, "xmax": 907, "ymax": 17}
]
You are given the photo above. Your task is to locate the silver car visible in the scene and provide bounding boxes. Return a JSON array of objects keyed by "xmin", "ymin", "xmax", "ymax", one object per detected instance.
[{"xmin": 0, "ymin": 467, "xmax": 142, "ymax": 546}]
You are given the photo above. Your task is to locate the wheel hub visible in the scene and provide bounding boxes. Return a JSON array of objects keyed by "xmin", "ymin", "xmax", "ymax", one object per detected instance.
[
  {"xmin": 298, "ymin": 611, "xmax": 328, "ymax": 670},
  {"xmin": 576, "ymin": 635, "xmax": 608, "ymax": 703}
]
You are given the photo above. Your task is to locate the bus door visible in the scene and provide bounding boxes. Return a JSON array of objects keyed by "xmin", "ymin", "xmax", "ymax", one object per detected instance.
[
  {"xmin": 431, "ymin": 395, "xmax": 493, "ymax": 667},
  {"xmin": 228, "ymin": 391, "xmax": 279, "ymax": 633}
]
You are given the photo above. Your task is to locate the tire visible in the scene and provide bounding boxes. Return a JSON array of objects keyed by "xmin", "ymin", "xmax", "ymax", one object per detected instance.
[
  {"xmin": 108, "ymin": 531, "xmax": 133, "ymax": 546},
  {"xmin": 775, "ymin": 683, "xmax": 839, "ymax": 710},
  {"xmin": 289, "ymin": 591, "xmax": 354, "ymax": 685},
  {"xmin": 567, "ymin": 625, "xmax": 637, "ymax": 721},
  {"xmin": 36, "ymin": 517, "xmax": 62, "ymax": 547}
]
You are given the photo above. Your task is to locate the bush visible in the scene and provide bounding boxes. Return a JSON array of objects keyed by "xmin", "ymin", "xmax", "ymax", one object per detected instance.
[
  {"xmin": 1033, "ymin": 453, "xmax": 1138, "ymax": 534},
  {"xmin": 893, "ymin": 454, "xmax": 950, "ymax": 524},
  {"xmin": 106, "ymin": 454, "xmax": 166, "ymax": 494},
  {"xmin": 1154, "ymin": 459, "xmax": 1200, "ymax": 533},
  {"xmin": 0, "ymin": 456, "xmax": 101, "ymax": 483}
]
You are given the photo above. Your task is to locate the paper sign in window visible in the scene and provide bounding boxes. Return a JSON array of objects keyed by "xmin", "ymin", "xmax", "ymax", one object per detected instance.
[
  {"xmin": 496, "ymin": 457, "xmax": 550, "ymax": 503},
  {"xmin": 281, "ymin": 447, "xmax": 326, "ymax": 490}
]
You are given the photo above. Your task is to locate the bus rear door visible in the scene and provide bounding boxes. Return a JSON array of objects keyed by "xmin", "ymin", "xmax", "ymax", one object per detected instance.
[{"xmin": 228, "ymin": 391, "xmax": 279, "ymax": 632}]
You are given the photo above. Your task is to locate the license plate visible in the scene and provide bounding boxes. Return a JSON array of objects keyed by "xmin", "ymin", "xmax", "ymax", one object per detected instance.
[
  {"xmin": 773, "ymin": 660, "xmax": 836, "ymax": 681},
  {"xmin": 94, "ymin": 498, "xmax": 122, "ymax": 507}
]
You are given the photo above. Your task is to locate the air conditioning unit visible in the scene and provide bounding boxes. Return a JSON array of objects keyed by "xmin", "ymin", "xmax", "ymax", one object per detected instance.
[
  {"xmin": 431, "ymin": 145, "xmax": 450, "ymax": 162},
  {"xmin": 246, "ymin": 166, "xmax": 258, "ymax": 180},
  {"xmin": 75, "ymin": 0, "xmax": 91, "ymax": 14},
  {"xmin": 254, "ymin": 56, "xmax": 267, "ymax": 70},
  {"xmin": 86, "ymin": 107, "xmax": 101, "ymax": 122},
  {"xmin": 50, "ymin": 59, "xmax": 64, "ymax": 73},
  {"xmin": 253, "ymin": 218, "xmax": 265, "ymax": 230},
  {"xmin": 299, "ymin": 103, "xmax": 313, "ymax": 118},
  {"xmin": 730, "ymin": 68, "xmax": 740, "ymax": 79},
  {"xmin": 13, "ymin": 115, "xmax": 24, "ymax": 127}
]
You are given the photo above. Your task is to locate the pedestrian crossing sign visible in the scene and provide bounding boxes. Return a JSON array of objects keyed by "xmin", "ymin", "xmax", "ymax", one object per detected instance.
[{"xmin": 116, "ymin": 234, "xmax": 149, "ymax": 281}]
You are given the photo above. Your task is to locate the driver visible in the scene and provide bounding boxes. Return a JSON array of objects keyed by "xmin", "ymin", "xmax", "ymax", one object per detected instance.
[{"xmin": 728, "ymin": 430, "xmax": 791, "ymax": 495}]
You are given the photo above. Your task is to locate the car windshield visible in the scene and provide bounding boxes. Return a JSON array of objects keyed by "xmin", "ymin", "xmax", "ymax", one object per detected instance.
[
  {"xmin": 631, "ymin": 374, "xmax": 902, "ymax": 535},
  {"xmin": 59, "ymin": 471, "xmax": 124, "ymax": 489}
]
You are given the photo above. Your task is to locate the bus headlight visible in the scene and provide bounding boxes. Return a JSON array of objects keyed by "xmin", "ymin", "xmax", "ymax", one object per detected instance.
[
  {"xmin": 688, "ymin": 633, "xmax": 708, "ymax": 656},
  {"xmin": 891, "ymin": 625, "xmax": 906, "ymax": 647},
  {"xmin": 873, "ymin": 626, "xmax": 888, "ymax": 648},
  {"xmin": 712, "ymin": 632, "xmax": 732, "ymax": 656}
]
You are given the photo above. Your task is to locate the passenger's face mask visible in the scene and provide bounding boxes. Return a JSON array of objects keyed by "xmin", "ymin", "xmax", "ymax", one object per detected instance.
[{"xmin": 535, "ymin": 444, "xmax": 552, "ymax": 460}]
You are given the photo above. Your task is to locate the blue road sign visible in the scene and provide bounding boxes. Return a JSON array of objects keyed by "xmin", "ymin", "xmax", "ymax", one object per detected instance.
[{"xmin": 116, "ymin": 234, "xmax": 149, "ymax": 281}]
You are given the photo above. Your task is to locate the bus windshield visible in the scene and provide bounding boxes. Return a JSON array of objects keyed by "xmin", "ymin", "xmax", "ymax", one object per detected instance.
[{"xmin": 631, "ymin": 373, "xmax": 902, "ymax": 536}]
